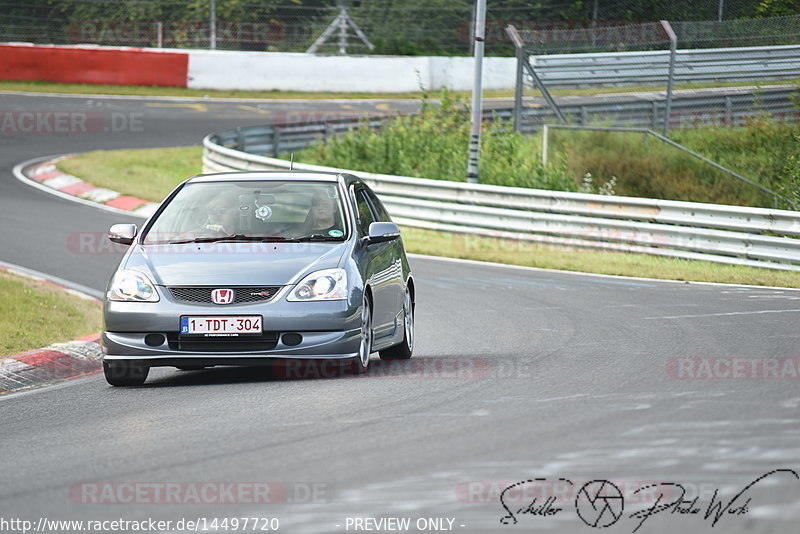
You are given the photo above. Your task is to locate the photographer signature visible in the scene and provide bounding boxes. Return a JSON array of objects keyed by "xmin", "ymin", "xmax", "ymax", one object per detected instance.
[{"xmin": 499, "ymin": 469, "xmax": 798, "ymax": 532}]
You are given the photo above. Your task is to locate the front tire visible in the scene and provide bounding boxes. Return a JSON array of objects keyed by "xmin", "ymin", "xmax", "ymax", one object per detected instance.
[
  {"xmin": 350, "ymin": 296, "xmax": 373, "ymax": 374},
  {"xmin": 380, "ymin": 287, "xmax": 414, "ymax": 360},
  {"xmin": 103, "ymin": 361, "xmax": 149, "ymax": 386}
]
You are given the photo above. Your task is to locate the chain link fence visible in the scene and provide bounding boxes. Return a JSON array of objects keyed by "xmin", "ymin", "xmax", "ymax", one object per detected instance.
[
  {"xmin": 506, "ymin": 15, "xmax": 800, "ymax": 211},
  {"xmin": 4, "ymin": 1, "xmax": 800, "ymax": 55},
  {"xmin": 507, "ymin": 15, "xmax": 800, "ymax": 132}
]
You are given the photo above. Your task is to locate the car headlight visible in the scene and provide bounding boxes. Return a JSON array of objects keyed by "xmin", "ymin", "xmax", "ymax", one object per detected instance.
[
  {"xmin": 287, "ymin": 268, "xmax": 347, "ymax": 301},
  {"xmin": 107, "ymin": 270, "xmax": 160, "ymax": 302}
]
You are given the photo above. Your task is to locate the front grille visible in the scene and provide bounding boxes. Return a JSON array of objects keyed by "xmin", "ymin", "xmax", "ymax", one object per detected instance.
[
  {"xmin": 168, "ymin": 286, "xmax": 282, "ymax": 305},
  {"xmin": 167, "ymin": 332, "xmax": 279, "ymax": 352}
]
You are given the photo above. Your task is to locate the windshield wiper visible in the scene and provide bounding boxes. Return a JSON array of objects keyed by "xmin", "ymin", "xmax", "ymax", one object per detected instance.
[
  {"xmin": 165, "ymin": 234, "xmax": 271, "ymax": 245},
  {"xmin": 161, "ymin": 235, "xmax": 319, "ymax": 245},
  {"xmin": 295, "ymin": 233, "xmax": 343, "ymax": 242}
]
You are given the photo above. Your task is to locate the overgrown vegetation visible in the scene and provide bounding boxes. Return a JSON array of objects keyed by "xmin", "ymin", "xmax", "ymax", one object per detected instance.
[
  {"xmin": 297, "ymin": 90, "xmax": 582, "ymax": 192},
  {"xmin": 675, "ymin": 121, "xmax": 800, "ymax": 208},
  {"xmin": 548, "ymin": 117, "xmax": 800, "ymax": 208},
  {"xmin": 296, "ymin": 90, "xmax": 800, "ymax": 209}
]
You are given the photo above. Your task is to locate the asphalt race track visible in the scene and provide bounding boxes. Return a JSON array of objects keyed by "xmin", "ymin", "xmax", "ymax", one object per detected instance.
[{"xmin": 1, "ymin": 92, "xmax": 799, "ymax": 534}]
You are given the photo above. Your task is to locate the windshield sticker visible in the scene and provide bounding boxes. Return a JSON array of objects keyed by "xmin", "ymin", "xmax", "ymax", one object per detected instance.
[
  {"xmin": 328, "ymin": 229, "xmax": 344, "ymax": 237},
  {"xmin": 255, "ymin": 205, "xmax": 273, "ymax": 221}
]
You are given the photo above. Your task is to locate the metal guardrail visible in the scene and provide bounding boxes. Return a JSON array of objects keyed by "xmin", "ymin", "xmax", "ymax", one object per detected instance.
[
  {"xmin": 203, "ymin": 128, "xmax": 800, "ymax": 272},
  {"xmin": 531, "ymin": 45, "xmax": 800, "ymax": 87},
  {"xmin": 204, "ymin": 87, "xmax": 798, "ymax": 158},
  {"xmin": 214, "ymin": 117, "xmax": 386, "ymax": 157},
  {"xmin": 511, "ymin": 86, "xmax": 799, "ymax": 132}
]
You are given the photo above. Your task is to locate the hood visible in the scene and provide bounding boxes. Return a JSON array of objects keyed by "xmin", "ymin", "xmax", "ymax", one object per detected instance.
[{"xmin": 123, "ymin": 241, "xmax": 349, "ymax": 286}]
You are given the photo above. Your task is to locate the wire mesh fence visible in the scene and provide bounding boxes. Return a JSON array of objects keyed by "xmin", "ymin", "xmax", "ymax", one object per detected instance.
[
  {"xmin": 506, "ymin": 14, "xmax": 800, "ymax": 211},
  {"xmin": 507, "ymin": 16, "xmax": 800, "ymax": 131},
  {"xmin": 4, "ymin": 1, "xmax": 800, "ymax": 55}
]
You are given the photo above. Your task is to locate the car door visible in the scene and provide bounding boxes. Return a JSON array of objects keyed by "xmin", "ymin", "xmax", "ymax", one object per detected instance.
[
  {"xmin": 364, "ymin": 187, "xmax": 404, "ymax": 322},
  {"xmin": 352, "ymin": 185, "xmax": 395, "ymax": 339}
]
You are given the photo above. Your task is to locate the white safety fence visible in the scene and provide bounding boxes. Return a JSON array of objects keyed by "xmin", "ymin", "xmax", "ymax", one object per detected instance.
[{"xmin": 203, "ymin": 133, "xmax": 800, "ymax": 272}]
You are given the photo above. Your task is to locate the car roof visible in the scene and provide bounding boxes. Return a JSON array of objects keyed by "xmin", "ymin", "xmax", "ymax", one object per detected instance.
[{"xmin": 187, "ymin": 171, "xmax": 349, "ymax": 184}]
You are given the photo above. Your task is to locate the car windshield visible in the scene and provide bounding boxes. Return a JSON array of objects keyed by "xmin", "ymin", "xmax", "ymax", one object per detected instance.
[{"xmin": 142, "ymin": 180, "xmax": 348, "ymax": 245}]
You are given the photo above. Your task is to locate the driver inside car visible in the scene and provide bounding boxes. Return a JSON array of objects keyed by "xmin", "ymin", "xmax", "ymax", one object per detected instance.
[
  {"xmin": 199, "ymin": 191, "xmax": 241, "ymax": 234},
  {"xmin": 300, "ymin": 189, "xmax": 343, "ymax": 237}
]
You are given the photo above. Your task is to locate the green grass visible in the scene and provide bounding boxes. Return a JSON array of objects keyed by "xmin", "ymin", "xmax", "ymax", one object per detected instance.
[
  {"xmin": 58, "ymin": 146, "xmax": 203, "ymax": 202},
  {"xmin": 549, "ymin": 118, "xmax": 800, "ymax": 209},
  {"xmin": 56, "ymin": 145, "xmax": 800, "ymax": 288},
  {"xmin": 2, "ymin": 78, "xmax": 798, "ymax": 101},
  {"xmin": 0, "ymin": 79, "xmax": 507, "ymax": 101},
  {"xmin": 0, "ymin": 270, "xmax": 102, "ymax": 356}
]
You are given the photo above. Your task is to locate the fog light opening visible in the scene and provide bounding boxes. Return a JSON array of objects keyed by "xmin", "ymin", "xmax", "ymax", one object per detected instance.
[
  {"xmin": 144, "ymin": 334, "xmax": 166, "ymax": 347},
  {"xmin": 282, "ymin": 333, "xmax": 303, "ymax": 346}
]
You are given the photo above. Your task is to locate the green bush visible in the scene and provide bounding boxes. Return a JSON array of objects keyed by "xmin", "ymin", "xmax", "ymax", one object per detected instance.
[
  {"xmin": 296, "ymin": 90, "xmax": 576, "ymax": 191},
  {"xmin": 295, "ymin": 90, "xmax": 800, "ymax": 210}
]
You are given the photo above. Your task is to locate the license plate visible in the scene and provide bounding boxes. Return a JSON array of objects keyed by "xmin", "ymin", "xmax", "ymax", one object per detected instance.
[{"xmin": 180, "ymin": 316, "xmax": 262, "ymax": 336}]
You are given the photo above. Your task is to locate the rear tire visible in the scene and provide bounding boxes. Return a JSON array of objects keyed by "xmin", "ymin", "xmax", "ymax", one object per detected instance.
[
  {"xmin": 350, "ymin": 296, "xmax": 373, "ymax": 374},
  {"xmin": 380, "ymin": 287, "xmax": 414, "ymax": 360},
  {"xmin": 103, "ymin": 361, "xmax": 149, "ymax": 386}
]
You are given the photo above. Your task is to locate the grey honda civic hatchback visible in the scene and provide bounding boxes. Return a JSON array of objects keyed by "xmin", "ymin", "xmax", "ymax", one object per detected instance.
[{"xmin": 102, "ymin": 171, "xmax": 415, "ymax": 386}]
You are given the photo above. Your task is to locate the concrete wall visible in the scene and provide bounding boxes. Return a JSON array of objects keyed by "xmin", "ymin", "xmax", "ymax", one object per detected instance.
[
  {"xmin": 0, "ymin": 43, "xmax": 516, "ymax": 92},
  {"xmin": 0, "ymin": 43, "xmax": 188, "ymax": 87},
  {"xmin": 186, "ymin": 50, "xmax": 516, "ymax": 92}
]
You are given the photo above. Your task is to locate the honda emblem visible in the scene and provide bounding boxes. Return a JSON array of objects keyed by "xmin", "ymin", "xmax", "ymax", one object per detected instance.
[{"xmin": 211, "ymin": 288, "xmax": 235, "ymax": 304}]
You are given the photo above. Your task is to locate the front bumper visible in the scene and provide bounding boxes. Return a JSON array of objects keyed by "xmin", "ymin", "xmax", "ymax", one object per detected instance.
[{"xmin": 103, "ymin": 287, "xmax": 361, "ymax": 366}]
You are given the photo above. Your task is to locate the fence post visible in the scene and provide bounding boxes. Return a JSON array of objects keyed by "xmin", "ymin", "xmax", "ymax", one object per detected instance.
[
  {"xmin": 156, "ymin": 22, "xmax": 163, "ymax": 48},
  {"xmin": 651, "ymin": 101, "xmax": 658, "ymax": 130},
  {"xmin": 338, "ymin": 3, "xmax": 348, "ymax": 55},
  {"xmin": 236, "ymin": 127, "xmax": 246, "ymax": 153},
  {"xmin": 513, "ymin": 46, "xmax": 524, "ymax": 133},
  {"xmin": 209, "ymin": 0, "xmax": 217, "ymax": 50},
  {"xmin": 725, "ymin": 96, "xmax": 733, "ymax": 126},
  {"xmin": 467, "ymin": 0, "xmax": 487, "ymax": 184},
  {"xmin": 660, "ymin": 20, "xmax": 677, "ymax": 137},
  {"xmin": 272, "ymin": 128, "xmax": 281, "ymax": 157},
  {"xmin": 541, "ymin": 124, "xmax": 549, "ymax": 169}
]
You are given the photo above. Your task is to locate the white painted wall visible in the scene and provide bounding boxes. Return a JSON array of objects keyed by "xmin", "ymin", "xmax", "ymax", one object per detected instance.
[{"xmin": 187, "ymin": 50, "xmax": 516, "ymax": 92}]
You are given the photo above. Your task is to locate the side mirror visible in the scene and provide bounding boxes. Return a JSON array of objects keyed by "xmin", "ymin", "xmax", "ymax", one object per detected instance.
[
  {"xmin": 109, "ymin": 224, "xmax": 137, "ymax": 245},
  {"xmin": 366, "ymin": 222, "xmax": 400, "ymax": 245}
]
